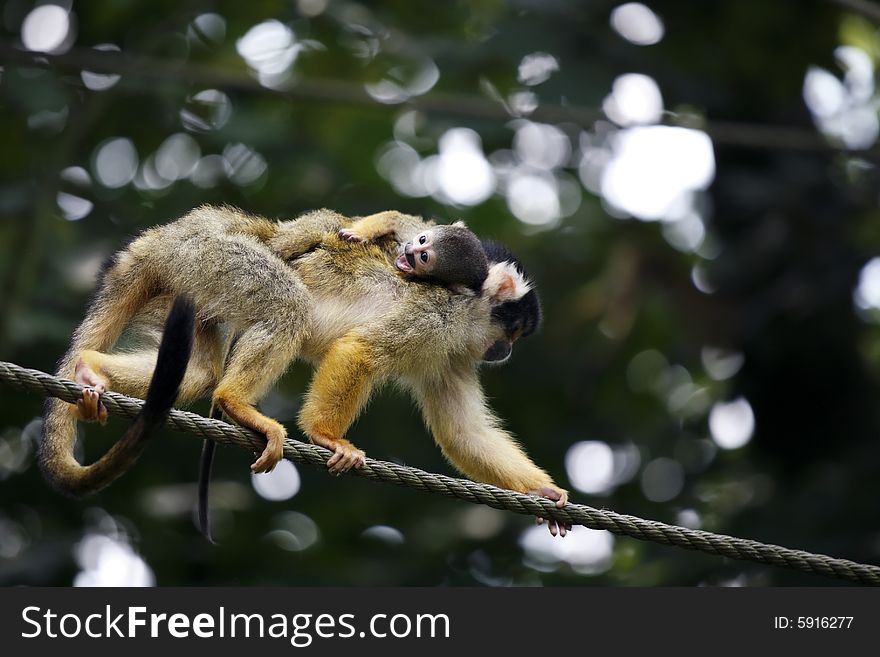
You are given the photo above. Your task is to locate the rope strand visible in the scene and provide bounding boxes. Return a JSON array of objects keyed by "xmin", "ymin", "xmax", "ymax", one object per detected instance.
[{"xmin": 2, "ymin": 360, "xmax": 878, "ymax": 585}]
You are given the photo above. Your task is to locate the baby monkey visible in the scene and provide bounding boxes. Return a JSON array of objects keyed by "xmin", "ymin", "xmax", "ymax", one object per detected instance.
[{"xmin": 339, "ymin": 211, "xmax": 489, "ymax": 293}]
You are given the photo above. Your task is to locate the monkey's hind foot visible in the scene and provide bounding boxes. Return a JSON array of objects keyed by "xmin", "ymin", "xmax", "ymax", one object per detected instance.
[
  {"xmin": 250, "ymin": 427, "xmax": 286, "ymax": 474},
  {"xmin": 73, "ymin": 356, "xmax": 109, "ymax": 424},
  {"xmin": 311, "ymin": 433, "xmax": 365, "ymax": 475}
]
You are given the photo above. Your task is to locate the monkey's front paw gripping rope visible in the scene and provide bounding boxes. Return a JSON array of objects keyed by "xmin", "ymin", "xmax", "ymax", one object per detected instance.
[{"xmin": 2, "ymin": 360, "xmax": 879, "ymax": 586}]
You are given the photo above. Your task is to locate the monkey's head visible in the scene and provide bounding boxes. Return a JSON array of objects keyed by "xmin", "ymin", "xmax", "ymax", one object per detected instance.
[
  {"xmin": 395, "ymin": 222, "xmax": 489, "ymax": 293},
  {"xmin": 479, "ymin": 240, "xmax": 543, "ymax": 365}
]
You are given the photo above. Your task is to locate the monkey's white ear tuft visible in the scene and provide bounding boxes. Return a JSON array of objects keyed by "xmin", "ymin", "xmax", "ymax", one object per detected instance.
[
  {"xmin": 482, "ymin": 261, "xmax": 532, "ymax": 304},
  {"xmin": 452, "ymin": 220, "xmax": 467, "ymax": 228}
]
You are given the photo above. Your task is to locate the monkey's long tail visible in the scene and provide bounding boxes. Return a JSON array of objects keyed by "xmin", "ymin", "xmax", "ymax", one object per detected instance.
[
  {"xmin": 198, "ymin": 413, "xmax": 219, "ymax": 544},
  {"xmin": 39, "ymin": 295, "xmax": 195, "ymax": 497},
  {"xmin": 198, "ymin": 332, "xmax": 239, "ymax": 544}
]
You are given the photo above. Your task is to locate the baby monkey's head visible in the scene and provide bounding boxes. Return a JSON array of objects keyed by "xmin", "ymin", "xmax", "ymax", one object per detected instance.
[{"xmin": 395, "ymin": 222, "xmax": 489, "ymax": 292}]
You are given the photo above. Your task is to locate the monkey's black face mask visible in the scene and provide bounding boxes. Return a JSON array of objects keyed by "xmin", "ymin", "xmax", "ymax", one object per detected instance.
[{"xmin": 482, "ymin": 339, "xmax": 513, "ymax": 364}]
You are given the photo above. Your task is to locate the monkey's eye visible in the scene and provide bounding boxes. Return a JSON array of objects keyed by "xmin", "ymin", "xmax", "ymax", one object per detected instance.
[
  {"xmin": 419, "ymin": 234, "xmax": 426, "ymax": 244},
  {"xmin": 420, "ymin": 251, "xmax": 429, "ymax": 263}
]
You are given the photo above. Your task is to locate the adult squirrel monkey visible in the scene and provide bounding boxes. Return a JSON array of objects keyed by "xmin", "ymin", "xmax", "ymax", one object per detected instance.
[{"xmin": 40, "ymin": 206, "xmax": 570, "ymax": 535}]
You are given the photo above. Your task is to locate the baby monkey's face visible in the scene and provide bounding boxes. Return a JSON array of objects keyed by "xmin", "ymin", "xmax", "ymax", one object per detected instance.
[
  {"xmin": 396, "ymin": 223, "xmax": 489, "ymax": 292},
  {"xmin": 396, "ymin": 230, "xmax": 436, "ymax": 277}
]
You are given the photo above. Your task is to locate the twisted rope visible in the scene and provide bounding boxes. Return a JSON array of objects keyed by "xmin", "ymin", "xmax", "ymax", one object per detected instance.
[{"xmin": 2, "ymin": 360, "xmax": 879, "ymax": 585}]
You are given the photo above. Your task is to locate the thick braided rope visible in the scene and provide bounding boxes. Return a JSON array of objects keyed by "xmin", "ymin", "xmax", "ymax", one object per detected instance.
[{"xmin": 3, "ymin": 360, "xmax": 879, "ymax": 585}]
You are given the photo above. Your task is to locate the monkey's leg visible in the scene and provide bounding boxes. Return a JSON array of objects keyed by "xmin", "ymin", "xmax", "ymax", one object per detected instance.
[
  {"xmin": 414, "ymin": 370, "xmax": 571, "ymax": 536},
  {"xmin": 74, "ymin": 323, "xmax": 222, "ymax": 420},
  {"xmin": 212, "ymin": 319, "xmax": 307, "ymax": 474},
  {"xmin": 61, "ymin": 256, "xmax": 160, "ymax": 424},
  {"xmin": 298, "ymin": 334, "xmax": 376, "ymax": 474},
  {"xmin": 79, "ymin": 349, "xmax": 214, "ymax": 402}
]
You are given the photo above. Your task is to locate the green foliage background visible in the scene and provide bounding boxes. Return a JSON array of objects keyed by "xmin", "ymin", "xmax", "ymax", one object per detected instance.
[{"xmin": 1, "ymin": 0, "xmax": 879, "ymax": 586}]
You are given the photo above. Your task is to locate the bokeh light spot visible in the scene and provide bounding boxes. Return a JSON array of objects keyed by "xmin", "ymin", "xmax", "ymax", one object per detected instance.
[
  {"xmin": 268, "ymin": 511, "xmax": 320, "ymax": 551},
  {"xmin": 701, "ymin": 347, "xmax": 744, "ymax": 381},
  {"xmin": 610, "ymin": 3, "xmax": 664, "ymax": 46},
  {"xmin": 180, "ymin": 89, "xmax": 232, "ymax": 132},
  {"xmin": 520, "ymin": 526, "xmax": 614, "ymax": 575},
  {"xmin": 803, "ymin": 47, "xmax": 879, "ymax": 149},
  {"xmin": 361, "ymin": 525, "xmax": 405, "ymax": 546},
  {"xmin": 517, "ymin": 52, "xmax": 559, "ymax": 86},
  {"xmin": 57, "ymin": 192, "xmax": 93, "ymax": 221},
  {"xmin": 434, "ymin": 128, "xmax": 495, "ymax": 205},
  {"xmin": 93, "ymin": 137, "xmax": 138, "ymax": 189},
  {"xmin": 366, "ymin": 58, "xmax": 439, "ymax": 105},
  {"xmin": 81, "ymin": 44, "xmax": 121, "ymax": 91},
  {"xmin": 640, "ymin": 457, "xmax": 684, "ymax": 502},
  {"xmin": 565, "ymin": 441, "xmax": 615, "ymax": 494},
  {"xmin": 600, "ymin": 126, "xmax": 715, "ymax": 221},
  {"xmin": 74, "ymin": 533, "xmax": 155, "ymax": 587},
  {"xmin": 513, "ymin": 121, "xmax": 571, "ymax": 169},
  {"xmin": 854, "ymin": 257, "xmax": 880, "ymax": 310},
  {"xmin": 709, "ymin": 397, "xmax": 755, "ymax": 450},
  {"xmin": 21, "ymin": 4, "xmax": 71, "ymax": 53},
  {"xmin": 224, "ymin": 143, "xmax": 268, "ymax": 186},
  {"xmin": 237, "ymin": 20, "xmax": 300, "ymax": 87},
  {"xmin": 189, "ymin": 13, "xmax": 226, "ymax": 46},
  {"xmin": 603, "ymin": 73, "xmax": 663, "ymax": 126},
  {"xmin": 506, "ymin": 171, "xmax": 560, "ymax": 226},
  {"xmin": 251, "ymin": 460, "xmax": 301, "ymax": 501},
  {"xmin": 155, "ymin": 133, "xmax": 201, "ymax": 181}
]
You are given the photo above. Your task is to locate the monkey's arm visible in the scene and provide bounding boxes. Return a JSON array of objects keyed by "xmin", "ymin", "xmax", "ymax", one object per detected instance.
[
  {"xmin": 340, "ymin": 211, "xmax": 431, "ymax": 244},
  {"xmin": 268, "ymin": 209, "xmax": 350, "ymax": 260},
  {"xmin": 412, "ymin": 368, "xmax": 570, "ymax": 533},
  {"xmin": 297, "ymin": 333, "xmax": 379, "ymax": 473}
]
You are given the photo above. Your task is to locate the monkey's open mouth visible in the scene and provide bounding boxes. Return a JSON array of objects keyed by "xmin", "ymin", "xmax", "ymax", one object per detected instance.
[{"xmin": 396, "ymin": 253, "xmax": 415, "ymax": 273}]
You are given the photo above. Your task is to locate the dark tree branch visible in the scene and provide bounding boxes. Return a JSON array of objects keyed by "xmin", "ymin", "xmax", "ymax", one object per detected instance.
[
  {"xmin": 830, "ymin": 0, "xmax": 880, "ymax": 23},
  {"xmin": 0, "ymin": 40, "xmax": 876, "ymax": 157}
]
